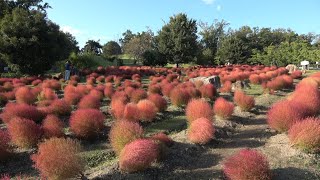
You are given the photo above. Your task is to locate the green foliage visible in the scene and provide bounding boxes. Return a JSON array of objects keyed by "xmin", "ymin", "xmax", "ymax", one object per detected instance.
[
  {"xmin": 82, "ymin": 40, "xmax": 102, "ymax": 55},
  {"xmin": 102, "ymin": 41, "xmax": 121, "ymax": 60},
  {"xmin": 0, "ymin": 1, "xmax": 78, "ymax": 75},
  {"xmin": 157, "ymin": 13, "xmax": 199, "ymax": 67},
  {"xmin": 142, "ymin": 50, "xmax": 167, "ymax": 66}
]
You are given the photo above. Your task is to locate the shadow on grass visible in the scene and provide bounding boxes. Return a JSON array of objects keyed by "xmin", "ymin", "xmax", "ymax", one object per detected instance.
[{"xmin": 272, "ymin": 167, "xmax": 320, "ymax": 180}]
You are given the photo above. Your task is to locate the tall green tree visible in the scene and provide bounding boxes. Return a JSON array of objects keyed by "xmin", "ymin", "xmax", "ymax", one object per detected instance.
[
  {"xmin": 119, "ymin": 29, "xmax": 136, "ymax": 47},
  {"xmin": 199, "ymin": 20, "xmax": 229, "ymax": 64},
  {"xmin": 0, "ymin": 6, "xmax": 77, "ymax": 75},
  {"xmin": 157, "ymin": 13, "xmax": 198, "ymax": 67},
  {"xmin": 82, "ymin": 40, "xmax": 102, "ymax": 55},
  {"xmin": 102, "ymin": 41, "xmax": 121, "ymax": 60}
]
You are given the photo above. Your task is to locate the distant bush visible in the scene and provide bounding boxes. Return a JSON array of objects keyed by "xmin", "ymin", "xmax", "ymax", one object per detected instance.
[
  {"xmin": 42, "ymin": 115, "xmax": 64, "ymax": 139},
  {"xmin": 0, "ymin": 103, "xmax": 44, "ymax": 123},
  {"xmin": 130, "ymin": 89, "xmax": 147, "ymax": 103},
  {"xmin": 31, "ymin": 138, "xmax": 84, "ymax": 180},
  {"xmin": 7, "ymin": 117, "xmax": 42, "ymax": 148},
  {"xmin": 186, "ymin": 99, "xmax": 213, "ymax": 124},
  {"xmin": 137, "ymin": 99, "xmax": 158, "ymax": 122},
  {"xmin": 70, "ymin": 109, "xmax": 105, "ymax": 139},
  {"xmin": 15, "ymin": 86, "xmax": 37, "ymax": 104},
  {"xmin": 187, "ymin": 117, "xmax": 215, "ymax": 144},
  {"xmin": 288, "ymin": 117, "xmax": 320, "ymax": 153},
  {"xmin": 200, "ymin": 84, "xmax": 217, "ymax": 100},
  {"xmin": 223, "ymin": 149, "xmax": 271, "ymax": 180},
  {"xmin": 119, "ymin": 139, "xmax": 159, "ymax": 173},
  {"xmin": 123, "ymin": 103, "xmax": 140, "ymax": 122},
  {"xmin": 78, "ymin": 95, "xmax": 101, "ymax": 109},
  {"xmin": 213, "ymin": 97, "xmax": 234, "ymax": 120},
  {"xmin": 234, "ymin": 90, "xmax": 255, "ymax": 111},
  {"xmin": 109, "ymin": 120, "xmax": 144, "ymax": 156},
  {"xmin": 147, "ymin": 94, "xmax": 167, "ymax": 112}
]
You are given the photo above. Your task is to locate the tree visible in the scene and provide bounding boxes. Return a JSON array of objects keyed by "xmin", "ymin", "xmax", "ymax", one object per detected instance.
[
  {"xmin": 82, "ymin": 40, "xmax": 102, "ymax": 55},
  {"xmin": 157, "ymin": 13, "xmax": 199, "ymax": 67},
  {"xmin": 124, "ymin": 30, "xmax": 154, "ymax": 64},
  {"xmin": 199, "ymin": 20, "xmax": 229, "ymax": 64},
  {"xmin": 102, "ymin": 41, "xmax": 121, "ymax": 60},
  {"xmin": 142, "ymin": 50, "xmax": 166, "ymax": 66},
  {"xmin": 0, "ymin": 7, "xmax": 77, "ymax": 75},
  {"xmin": 119, "ymin": 29, "xmax": 136, "ymax": 47}
]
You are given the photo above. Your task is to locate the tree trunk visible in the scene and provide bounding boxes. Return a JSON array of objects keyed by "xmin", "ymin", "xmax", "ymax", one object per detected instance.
[{"xmin": 176, "ymin": 63, "xmax": 179, "ymax": 68}]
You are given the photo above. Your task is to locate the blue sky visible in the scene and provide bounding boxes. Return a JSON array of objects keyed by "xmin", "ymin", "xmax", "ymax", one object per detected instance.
[{"xmin": 46, "ymin": 0, "xmax": 320, "ymax": 48}]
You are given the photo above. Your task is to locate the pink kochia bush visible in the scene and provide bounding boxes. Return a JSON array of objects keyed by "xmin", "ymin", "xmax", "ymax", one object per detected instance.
[
  {"xmin": 267, "ymin": 100, "xmax": 306, "ymax": 133},
  {"xmin": 7, "ymin": 117, "xmax": 42, "ymax": 148},
  {"xmin": 119, "ymin": 139, "xmax": 159, "ymax": 173},
  {"xmin": 185, "ymin": 99, "xmax": 213, "ymax": 124},
  {"xmin": 42, "ymin": 115, "xmax": 64, "ymax": 138},
  {"xmin": 31, "ymin": 138, "xmax": 84, "ymax": 180},
  {"xmin": 213, "ymin": 97, "xmax": 234, "ymax": 120},
  {"xmin": 123, "ymin": 103, "xmax": 140, "ymax": 122},
  {"xmin": 0, "ymin": 130, "xmax": 11, "ymax": 161},
  {"xmin": 151, "ymin": 132, "xmax": 174, "ymax": 147},
  {"xmin": 137, "ymin": 100, "xmax": 158, "ymax": 122},
  {"xmin": 0, "ymin": 103, "xmax": 44, "ymax": 123},
  {"xmin": 15, "ymin": 86, "xmax": 37, "ymax": 104},
  {"xmin": 109, "ymin": 120, "xmax": 144, "ymax": 156},
  {"xmin": 187, "ymin": 117, "xmax": 215, "ymax": 144},
  {"xmin": 288, "ymin": 117, "xmax": 320, "ymax": 153},
  {"xmin": 69, "ymin": 109, "xmax": 105, "ymax": 139},
  {"xmin": 78, "ymin": 95, "xmax": 101, "ymax": 109},
  {"xmin": 147, "ymin": 94, "xmax": 167, "ymax": 112},
  {"xmin": 200, "ymin": 84, "xmax": 217, "ymax": 100},
  {"xmin": 223, "ymin": 149, "xmax": 271, "ymax": 180},
  {"xmin": 169, "ymin": 87, "xmax": 190, "ymax": 107},
  {"xmin": 234, "ymin": 90, "xmax": 255, "ymax": 111}
]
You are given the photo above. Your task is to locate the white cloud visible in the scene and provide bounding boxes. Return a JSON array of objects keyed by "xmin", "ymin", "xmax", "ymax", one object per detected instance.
[
  {"xmin": 61, "ymin": 25, "xmax": 82, "ymax": 36},
  {"xmin": 202, "ymin": 0, "xmax": 215, "ymax": 5},
  {"xmin": 217, "ymin": 5, "xmax": 221, "ymax": 11}
]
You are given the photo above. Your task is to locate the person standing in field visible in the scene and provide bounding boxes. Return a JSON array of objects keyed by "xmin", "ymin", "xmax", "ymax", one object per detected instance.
[{"xmin": 65, "ymin": 60, "xmax": 71, "ymax": 81}]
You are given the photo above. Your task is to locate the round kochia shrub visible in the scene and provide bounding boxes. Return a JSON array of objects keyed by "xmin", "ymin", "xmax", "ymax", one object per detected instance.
[
  {"xmin": 151, "ymin": 132, "xmax": 174, "ymax": 147},
  {"xmin": 0, "ymin": 130, "xmax": 11, "ymax": 161},
  {"xmin": 267, "ymin": 100, "xmax": 306, "ymax": 133},
  {"xmin": 147, "ymin": 94, "xmax": 167, "ymax": 112},
  {"xmin": 7, "ymin": 117, "xmax": 42, "ymax": 148},
  {"xmin": 187, "ymin": 117, "xmax": 215, "ymax": 144},
  {"xmin": 288, "ymin": 117, "xmax": 320, "ymax": 153},
  {"xmin": 234, "ymin": 90, "xmax": 255, "ymax": 111},
  {"xmin": 78, "ymin": 95, "xmax": 101, "ymax": 109},
  {"xmin": 31, "ymin": 138, "xmax": 84, "ymax": 180},
  {"xmin": 185, "ymin": 99, "xmax": 213, "ymax": 124},
  {"xmin": 15, "ymin": 86, "xmax": 37, "ymax": 104},
  {"xmin": 137, "ymin": 100, "xmax": 158, "ymax": 122},
  {"xmin": 213, "ymin": 97, "xmax": 234, "ymax": 119},
  {"xmin": 170, "ymin": 87, "xmax": 190, "ymax": 107},
  {"xmin": 69, "ymin": 109, "xmax": 105, "ymax": 139},
  {"xmin": 109, "ymin": 120, "xmax": 144, "ymax": 156},
  {"xmin": 223, "ymin": 149, "xmax": 271, "ymax": 180},
  {"xmin": 119, "ymin": 139, "xmax": 159, "ymax": 173},
  {"xmin": 42, "ymin": 115, "xmax": 64, "ymax": 138},
  {"xmin": 0, "ymin": 103, "xmax": 44, "ymax": 123},
  {"xmin": 49, "ymin": 99, "xmax": 72, "ymax": 116},
  {"xmin": 200, "ymin": 84, "xmax": 217, "ymax": 100}
]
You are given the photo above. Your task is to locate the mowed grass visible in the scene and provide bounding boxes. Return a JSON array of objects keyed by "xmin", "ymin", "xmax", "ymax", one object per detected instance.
[
  {"xmin": 244, "ymin": 84, "xmax": 264, "ymax": 96},
  {"xmin": 145, "ymin": 114, "xmax": 187, "ymax": 135}
]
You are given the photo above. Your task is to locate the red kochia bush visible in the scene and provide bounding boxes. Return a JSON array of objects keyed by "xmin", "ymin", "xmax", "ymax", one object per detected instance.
[
  {"xmin": 64, "ymin": 92, "xmax": 82, "ymax": 105},
  {"xmin": 288, "ymin": 117, "xmax": 320, "ymax": 153},
  {"xmin": 0, "ymin": 103, "xmax": 44, "ymax": 123},
  {"xmin": 104, "ymin": 84, "xmax": 114, "ymax": 99},
  {"xmin": 42, "ymin": 115, "xmax": 64, "ymax": 138},
  {"xmin": 223, "ymin": 149, "xmax": 271, "ymax": 180},
  {"xmin": 130, "ymin": 89, "xmax": 147, "ymax": 103},
  {"xmin": 292, "ymin": 85, "xmax": 320, "ymax": 116},
  {"xmin": 233, "ymin": 90, "xmax": 255, "ymax": 111},
  {"xmin": 109, "ymin": 120, "xmax": 144, "ymax": 156},
  {"xmin": 185, "ymin": 99, "xmax": 213, "ymax": 124},
  {"xmin": 220, "ymin": 81, "xmax": 232, "ymax": 93},
  {"xmin": 0, "ymin": 130, "xmax": 11, "ymax": 161},
  {"xmin": 70, "ymin": 109, "xmax": 105, "ymax": 139},
  {"xmin": 49, "ymin": 99, "xmax": 72, "ymax": 116},
  {"xmin": 267, "ymin": 100, "xmax": 306, "ymax": 133},
  {"xmin": 187, "ymin": 117, "xmax": 215, "ymax": 144},
  {"xmin": 249, "ymin": 74, "xmax": 261, "ymax": 84},
  {"xmin": 213, "ymin": 97, "xmax": 234, "ymax": 119},
  {"xmin": 7, "ymin": 117, "xmax": 42, "ymax": 148},
  {"xmin": 78, "ymin": 95, "xmax": 101, "ymax": 109},
  {"xmin": 119, "ymin": 139, "xmax": 159, "ymax": 173},
  {"xmin": 123, "ymin": 103, "xmax": 140, "ymax": 122},
  {"xmin": 15, "ymin": 86, "xmax": 37, "ymax": 104},
  {"xmin": 31, "ymin": 138, "xmax": 84, "ymax": 180},
  {"xmin": 170, "ymin": 87, "xmax": 190, "ymax": 107},
  {"xmin": 147, "ymin": 94, "xmax": 167, "ymax": 112},
  {"xmin": 151, "ymin": 132, "xmax": 174, "ymax": 147},
  {"xmin": 110, "ymin": 98, "xmax": 126, "ymax": 120},
  {"xmin": 137, "ymin": 100, "xmax": 158, "ymax": 122},
  {"xmin": 200, "ymin": 84, "xmax": 217, "ymax": 100}
]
